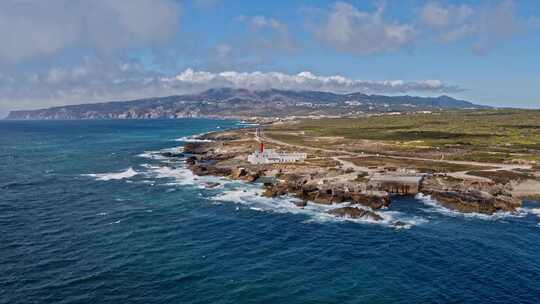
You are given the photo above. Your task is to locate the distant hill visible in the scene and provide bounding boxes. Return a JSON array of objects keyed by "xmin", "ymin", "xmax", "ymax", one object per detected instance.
[{"xmin": 5, "ymin": 88, "xmax": 488, "ymax": 120}]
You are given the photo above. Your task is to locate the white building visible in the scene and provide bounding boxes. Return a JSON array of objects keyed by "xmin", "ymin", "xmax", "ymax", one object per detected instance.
[{"xmin": 247, "ymin": 149, "xmax": 307, "ymax": 164}]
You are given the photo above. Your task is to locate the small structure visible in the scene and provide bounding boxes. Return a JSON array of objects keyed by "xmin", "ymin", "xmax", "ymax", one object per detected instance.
[
  {"xmin": 248, "ymin": 149, "xmax": 307, "ymax": 164},
  {"xmin": 368, "ymin": 175, "xmax": 424, "ymax": 195},
  {"xmin": 247, "ymin": 128, "xmax": 307, "ymax": 165}
]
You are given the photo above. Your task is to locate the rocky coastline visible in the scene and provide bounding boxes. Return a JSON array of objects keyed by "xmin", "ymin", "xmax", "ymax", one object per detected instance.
[{"xmin": 154, "ymin": 127, "xmax": 540, "ymax": 224}]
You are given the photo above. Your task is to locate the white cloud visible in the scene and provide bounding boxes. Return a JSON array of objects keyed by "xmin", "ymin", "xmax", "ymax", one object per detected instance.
[
  {"xmin": 418, "ymin": 0, "xmax": 521, "ymax": 53},
  {"xmin": 0, "ymin": 65, "xmax": 463, "ymax": 116},
  {"xmin": 0, "ymin": 0, "xmax": 180, "ymax": 63},
  {"xmin": 419, "ymin": 2, "xmax": 474, "ymax": 31},
  {"xmin": 162, "ymin": 69, "xmax": 460, "ymax": 94},
  {"xmin": 419, "ymin": 1, "xmax": 475, "ymax": 42},
  {"xmin": 313, "ymin": 2, "xmax": 415, "ymax": 55},
  {"xmin": 236, "ymin": 15, "xmax": 297, "ymax": 53}
]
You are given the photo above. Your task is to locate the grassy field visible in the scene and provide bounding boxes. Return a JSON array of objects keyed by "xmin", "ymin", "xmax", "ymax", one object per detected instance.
[
  {"xmin": 466, "ymin": 170, "xmax": 537, "ymax": 184},
  {"xmin": 268, "ymin": 109, "xmax": 540, "ymax": 163},
  {"xmin": 343, "ymin": 156, "xmax": 493, "ymax": 173}
]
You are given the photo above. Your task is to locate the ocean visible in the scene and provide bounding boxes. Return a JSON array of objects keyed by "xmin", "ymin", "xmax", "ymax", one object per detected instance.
[{"xmin": 1, "ymin": 119, "xmax": 540, "ymax": 303}]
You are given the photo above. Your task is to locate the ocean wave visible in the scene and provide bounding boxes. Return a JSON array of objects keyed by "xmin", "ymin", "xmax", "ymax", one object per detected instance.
[
  {"xmin": 211, "ymin": 186, "xmax": 425, "ymax": 228},
  {"xmin": 416, "ymin": 193, "xmax": 528, "ymax": 220},
  {"xmin": 143, "ymin": 164, "xmax": 197, "ymax": 186},
  {"xmin": 142, "ymin": 163, "xmax": 232, "ymax": 188},
  {"xmin": 137, "ymin": 147, "xmax": 184, "ymax": 160},
  {"xmin": 236, "ymin": 121, "xmax": 259, "ymax": 127},
  {"xmin": 529, "ymin": 208, "xmax": 540, "ymax": 216},
  {"xmin": 174, "ymin": 133, "xmax": 213, "ymax": 143},
  {"xmin": 83, "ymin": 167, "xmax": 138, "ymax": 181},
  {"xmin": 135, "ymin": 144, "xmax": 423, "ymax": 228},
  {"xmin": 137, "ymin": 152, "xmax": 168, "ymax": 160}
]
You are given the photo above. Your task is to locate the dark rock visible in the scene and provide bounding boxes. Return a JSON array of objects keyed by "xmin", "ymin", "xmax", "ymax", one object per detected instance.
[
  {"xmin": 231, "ymin": 167, "xmax": 260, "ymax": 182},
  {"xmin": 183, "ymin": 143, "xmax": 206, "ymax": 154},
  {"xmin": 160, "ymin": 151, "xmax": 184, "ymax": 158},
  {"xmin": 294, "ymin": 200, "xmax": 308, "ymax": 208},
  {"xmin": 427, "ymin": 190, "xmax": 521, "ymax": 214},
  {"xmin": 190, "ymin": 164, "xmax": 232, "ymax": 177},
  {"xmin": 327, "ymin": 207, "xmax": 383, "ymax": 221},
  {"xmin": 393, "ymin": 221, "xmax": 408, "ymax": 227},
  {"xmin": 263, "ymin": 183, "xmax": 289, "ymax": 197},
  {"xmin": 186, "ymin": 156, "xmax": 197, "ymax": 165},
  {"xmin": 350, "ymin": 193, "xmax": 390, "ymax": 209},
  {"xmin": 232, "ymin": 168, "xmax": 248, "ymax": 178}
]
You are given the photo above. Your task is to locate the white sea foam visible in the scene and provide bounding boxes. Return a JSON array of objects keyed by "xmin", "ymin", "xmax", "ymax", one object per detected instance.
[
  {"xmin": 174, "ymin": 133, "xmax": 213, "ymax": 142},
  {"xmin": 211, "ymin": 186, "xmax": 425, "ymax": 228},
  {"xmin": 143, "ymin": 164, "xmax": 197, "ymax": 186},
  {"xmin": 529, "ymin": 208, "xmax": 540, "ymax": 216},
  {"xmin": 137, "ymin": 152, "xmax": 168, "ymax": 160},
  {"xmin": 141, "ymin": 162, "xmax": 233, "ymax": 189},
  {"xmin": 416, "ymin": 193, "xmax": 527, "ymax": 220},
  {"xmin": 134, "ymin": 142, "xmax": 424, "ymax": 228},
  {"xmin": 137, "ymin": 146, "xmax": 184, "ymax": 160},
  {"xmin": 84, "ymin": 167, "xmax": 138, "ymax": 181},
  {"xmin": 236, "ymin": 122, "xmax": 259, "ymax": 127}
]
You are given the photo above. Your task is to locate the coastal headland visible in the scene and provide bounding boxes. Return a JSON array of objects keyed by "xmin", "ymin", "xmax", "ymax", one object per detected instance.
[{"xmin": 166, "ymin": 109, "xmax": 540, "ymax": 224}]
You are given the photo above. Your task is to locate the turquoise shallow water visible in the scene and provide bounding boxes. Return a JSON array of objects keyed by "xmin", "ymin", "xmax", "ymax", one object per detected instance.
[{"xmin": 1, "ymin": 119, "xmax": 540, "ymax": 304}]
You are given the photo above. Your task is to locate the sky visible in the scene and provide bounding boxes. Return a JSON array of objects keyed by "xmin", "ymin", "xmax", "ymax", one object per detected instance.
[{"xmin": 1, "ymin": 0, "xmax": 539, "ymax": 117}]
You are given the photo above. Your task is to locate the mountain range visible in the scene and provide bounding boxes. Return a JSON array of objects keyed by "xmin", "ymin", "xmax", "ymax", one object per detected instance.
[{"xmin": 5, "ymin": 88, "xmax": 488, "ymax": 120}]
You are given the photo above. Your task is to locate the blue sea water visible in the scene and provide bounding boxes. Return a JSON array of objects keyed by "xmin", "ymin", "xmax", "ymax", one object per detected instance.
[{"xmin": 1, "ymin": 119, "xmax": 540, "ymax": 304}]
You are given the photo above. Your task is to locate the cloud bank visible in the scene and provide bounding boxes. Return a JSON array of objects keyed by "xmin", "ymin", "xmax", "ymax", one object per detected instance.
[
  {"xmin": 163, "ymin": 69, "xmax": 461, "ymax": 94},
  {"xmin": 0, "ymin": 66, "xmax": 463, "ymax": 116},
  {"xmin": 309, "ymin": 0, "xmax": 529, "ymax": 56}
]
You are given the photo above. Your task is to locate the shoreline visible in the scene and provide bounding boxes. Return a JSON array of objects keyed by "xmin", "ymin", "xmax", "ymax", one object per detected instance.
[{"xmin": 168, "ymin": 125, "xmax": 540, "ymax": 224}]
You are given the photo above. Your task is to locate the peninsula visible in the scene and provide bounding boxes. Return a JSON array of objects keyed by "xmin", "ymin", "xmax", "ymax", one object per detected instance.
[{"xmin": 167, "ymin": 109, "xmax": 540, "ymax": 223}]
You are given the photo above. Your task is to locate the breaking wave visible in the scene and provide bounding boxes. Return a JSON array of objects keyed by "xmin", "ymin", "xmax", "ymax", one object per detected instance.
[
  {"xmin": 236, "ymin": 121, "xmax": 260, "ymax": 127},
  {"xmin": 174, "ymin": 132, "xmax": 213, "ymax": 143},
  {"xmin": 141, "ymin": 162, "xmax": 234, "ymax": 189},
  {"xmin": 416, "ymin": 193, "xmax": 528, "ymax": 220},
  {"xmin": 529, "ymin": 208, "xmax": 540, "ymax": 216},
  {"xmin": 83, "ymin": 167, "xmax": 138, "ymax": 181},
  {"xmin": 100, "ymin": 138, "xmax": 431, "ymax": 229},
  {"xmin": 137, "ymin": 147, "xmax": 184, "ymax": 160},
  {"xmin": 211, "ymin": 186, "xmax": 426, "ymax": 229}
]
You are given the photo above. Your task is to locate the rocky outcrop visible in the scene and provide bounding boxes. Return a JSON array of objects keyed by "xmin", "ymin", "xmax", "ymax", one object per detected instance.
[
  {"xmin": 189, "ymin": 164, "xmax": 232, "ymax": 177},
  {"xmin": 176, "ymin": 130, "xmax": 526, "ymax": 217},
  {"xmin": 183, "ymin": 143, "xmax": 207, "ymax": 154},
  {"xmin": 428, "ymin": 191, "xmax": 521, "ymax": 214},
  {"xmin": 327, "ymin": 207, "xmax": 383, "ymax": 221},
  {"xmin": 262, "ymin": 180, "xmax": 390, "ymax": 209},
  {"xmin": 231, "ymin": 168, "xmax": 260, "ymax": 182},
  {"xmin": 420, "ymin": 175, "xmax": 521, "ymax": 214},
  {"xmin": 159, "ymin": 151, "xmax": 184, "ymax": 158}
]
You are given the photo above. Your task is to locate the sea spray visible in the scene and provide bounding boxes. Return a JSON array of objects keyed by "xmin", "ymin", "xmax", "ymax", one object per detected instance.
[
  {"xmin": 84, "ymin": 167, "xmax": 138, "ymax": 181},
  {"xmin": 416, "ymin": 193, "xmax": 528, "ymax": 220}
]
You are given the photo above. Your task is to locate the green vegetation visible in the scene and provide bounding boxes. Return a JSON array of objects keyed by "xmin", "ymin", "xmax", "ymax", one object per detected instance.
[
  {"xmin": 466, "ymin": 170, "xmax": 537, "ymax": 184},
  {"xmin": 344, "ymin": 156, "xmax": 492, "ymax": 173},
  {"xmin": 270, "ymin": 109, "xmax": 540, "ymax": 163}
]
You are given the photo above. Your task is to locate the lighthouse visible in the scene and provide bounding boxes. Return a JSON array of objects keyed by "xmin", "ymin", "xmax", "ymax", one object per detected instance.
[
  {"xmin": 247, "ymin": 127, "xmax": 307, "ymax": 164},
  {"xmin": 255, "ymin": 128, "xmax": 264, "ymax": 153}
]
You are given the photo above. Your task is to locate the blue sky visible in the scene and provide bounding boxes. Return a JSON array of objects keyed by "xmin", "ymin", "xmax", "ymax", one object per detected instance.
[{"xmin": 0, "ymin": 0, "xmax": 539, "ymax": 116}]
